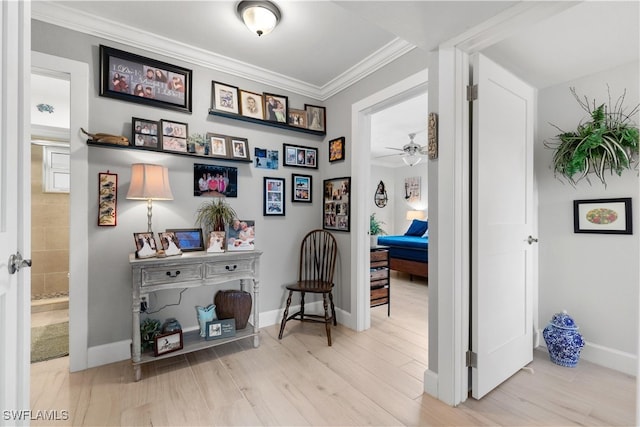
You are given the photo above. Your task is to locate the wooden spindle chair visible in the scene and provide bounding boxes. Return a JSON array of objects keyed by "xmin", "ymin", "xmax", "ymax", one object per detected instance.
[{"xmin": 278, "ymin": 229, "xmax": 338, "ymax": 345}]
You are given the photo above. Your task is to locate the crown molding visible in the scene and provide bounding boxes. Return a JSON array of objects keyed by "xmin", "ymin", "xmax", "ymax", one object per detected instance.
[{"xmin": 32, "ymin": 2, "xmax": 414, "ymax": 101}]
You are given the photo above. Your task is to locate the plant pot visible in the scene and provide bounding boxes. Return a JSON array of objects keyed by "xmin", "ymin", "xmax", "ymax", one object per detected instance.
[
  {"xmin": 370, "ymin": 235, "xmax": 378, "ymax": 246},
  {"xmin": 214, "ymin": 290, "xmax": 252, "ymax": 330}
]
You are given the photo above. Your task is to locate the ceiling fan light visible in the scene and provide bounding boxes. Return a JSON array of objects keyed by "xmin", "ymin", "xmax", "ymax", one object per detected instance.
[
  {"xmin": 403, "ymin": 156, "xmax": 422, "ymax": 167},
  {"xmin": 238, "ymin": 1, "xmax": 281, "ymax": 36}
]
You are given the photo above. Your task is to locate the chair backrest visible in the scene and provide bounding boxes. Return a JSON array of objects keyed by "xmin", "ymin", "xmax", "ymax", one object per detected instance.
[{"xmin": 298, "ymin": 229, "xmax": 337, "ymax": 284}]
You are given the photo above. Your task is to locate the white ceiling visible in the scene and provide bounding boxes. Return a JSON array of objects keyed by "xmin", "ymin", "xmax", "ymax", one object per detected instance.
[{"xmin": 33, "ymin": 1, "xmax": 638, "ymax": 167}]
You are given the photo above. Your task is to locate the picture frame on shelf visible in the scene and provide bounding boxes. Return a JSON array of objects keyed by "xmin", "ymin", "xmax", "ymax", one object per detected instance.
[
  {"xmin": 206, "ymin": 133, "xmax": 229, "ymax": 159},
  {"xmin": 99, "ymin": 45, "xmax": 192, "ymax": 113},
  {"xmin": 166, "ymin": 228, "xmax": 205, "ymax": 252},
  {"xmin": 133, "ymin": 232, "xmax": 159, "ymax": 258},
  {"xmin": 264, "ymin": 177, "xmax": 285, "ymax": 216},
  {"xmin": 263, "ymin": 93, "xmax": 288, "ymax": 123},
  {"xmin": 227, "ymin": 219, "xmax": 255, "ymax": 251},
  {"xmin": 154, "ymin": 330, "xmax": 183, "ymax": 356},
  {"xmin": 323, "ymin": 177, "xmax": 351, "ymax": 232},
  {"xmin": 205, "ymin": 319, "xmax": 236, "ymax": 340},
  {"xmin": 211, "ymin": 81, "xmax": 239, "ymax": 114},
  {"xmin": 292, "ymin": 173, "xmax": 312, "ymax": 203},
  {"xmin": 573, "ymin": 197, "xmax": 632, "ymax": 234},
  {"xmin": 230, "ymin": 137, "xmax": 251, "ymax": 161},
  {"xmin": 287, "ymin": 108, "xmax": 307, "ymax": 128},
  {"xmin": 161, "ymin": 119, "xmax": 188, "ymax": 153},
  {"xmin": 305, "ymin": 104, "xmax": 326, "ymax": 132},
  {"xmin": 193, "ymin": 163, "xmax": 238, "ymax": 197},
  {"xmin": 329, "ymin": 136, "xmax": 345, "ymax": 162},
  {"xmin": 98, "ymin": 172, "xmax": 117, "ymax": 226},
  {"xmin": 131, "ymin": 117, "xmax": 160, "ymax": 150},
  {"xmin": 157, "ymin": 231, "xmax": 182, "ymax": 256},
  {"xmin": 283, "ymin": 143, "xmax": 318, "ymax": 169},
  {"xmin": 239, "ymin": 90, "xmax": 264, "ymax": 120}
]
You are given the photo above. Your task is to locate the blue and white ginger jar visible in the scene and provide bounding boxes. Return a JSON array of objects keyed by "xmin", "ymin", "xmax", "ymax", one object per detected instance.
[{"xmin": 543, "ymin": 311, "xmax": 585, "ymax": 368}]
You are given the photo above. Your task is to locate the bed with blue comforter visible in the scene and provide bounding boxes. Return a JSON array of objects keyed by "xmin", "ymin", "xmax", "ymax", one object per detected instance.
[{"xmin": 376, "ymin": 219, "xmax": 428, "ymax": 279}]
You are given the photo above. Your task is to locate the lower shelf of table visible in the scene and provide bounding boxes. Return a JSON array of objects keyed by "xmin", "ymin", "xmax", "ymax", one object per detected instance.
[{"xmin": 134, "ymin": 324, "xmax": 259, "ymax": 366}]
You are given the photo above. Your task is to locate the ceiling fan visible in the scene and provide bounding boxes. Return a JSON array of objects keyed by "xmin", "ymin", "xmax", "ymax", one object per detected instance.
[{"xmin": 379, "ymin": 133, "xmax": 427, "ymax": 166}]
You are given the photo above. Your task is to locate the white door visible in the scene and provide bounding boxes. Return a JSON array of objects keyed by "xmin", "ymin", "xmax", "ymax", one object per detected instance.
[
  {"xmin": 0, "ymin": 1, "xmax": 31, "ymax": 422},
  {"xmin": 471, "ymin": 53, "xmax": 535, "ymax": 399}
]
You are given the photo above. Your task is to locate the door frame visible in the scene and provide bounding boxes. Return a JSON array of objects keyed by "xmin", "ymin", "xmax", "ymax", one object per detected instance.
[{"xmin": 32, "ymin": 52, "xmax": 89, "ymax": 372}]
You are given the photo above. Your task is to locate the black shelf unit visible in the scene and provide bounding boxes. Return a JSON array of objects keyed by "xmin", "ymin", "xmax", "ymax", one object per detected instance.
[{"xmin": 208, "ymin": 109, "xmax": 326, "ymax": 137}]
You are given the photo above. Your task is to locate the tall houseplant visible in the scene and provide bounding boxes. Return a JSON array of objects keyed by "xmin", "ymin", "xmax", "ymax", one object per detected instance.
[
  {"xmin": 545, "ymin": 87, "xmax": 639, "ymax": 186},
  {"xmin": 195, "ymin": 198, "xmax": 237, "ymax": 233},
  {"xmin": 370, "ymin": 213, "xmax": 386, "ymax": 246}
]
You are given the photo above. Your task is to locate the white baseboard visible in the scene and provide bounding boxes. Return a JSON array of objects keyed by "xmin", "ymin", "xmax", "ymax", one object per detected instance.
[
  {"xmin": 537, "ymin": 336, "xmax": 637, "ymax": 376},
  {"xmin": 424, "ymin": 369, "xmax": 438, "ymax": 397}
]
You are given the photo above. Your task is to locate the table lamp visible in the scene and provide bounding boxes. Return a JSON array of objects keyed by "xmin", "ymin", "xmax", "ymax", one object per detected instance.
[
  {"xmin": 406, "ymin": 210, "xmax": 426, "ymax": 221},
  {"xmin": 126, "ymin": 163, "xmax": 173, "ymax": 232}
]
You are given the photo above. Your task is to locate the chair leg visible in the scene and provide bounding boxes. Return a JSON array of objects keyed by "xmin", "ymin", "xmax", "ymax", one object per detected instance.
[
  {"xmin": 299, "ymin": 291, "xmax": 305, "ymax": 321},
  {"xmin": 329, "ymin": 291, "xmax": 337, "ymax": 326},
  {"xmin": 323, "ymin": 292, "xmax": 332, "ymax": 346},
  {"xmin": 278, "ymin": 290, "xmax": 293, "ymax": 340}
]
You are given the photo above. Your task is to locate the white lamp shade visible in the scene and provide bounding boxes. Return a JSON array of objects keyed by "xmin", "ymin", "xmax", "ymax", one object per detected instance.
[
  {"xmin": 406, "ymin": 210, "xmax": 426, "ymax": 221},
  {"xmin": 238, "ymin": 1, "xmax": 281, "ymax": 36},
  {"xmin": 126, "ymin": 163, "xmax": 173, "ymax": 200},
  {"xmin": 403, "ymin": 156, "xmax": 422, "ymax": 167}
]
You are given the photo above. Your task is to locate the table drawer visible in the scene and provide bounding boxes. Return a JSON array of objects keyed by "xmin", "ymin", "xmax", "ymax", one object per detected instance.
[
  {"xmin": 370, "ymin": 250, "xmax": 388, "ymax": 262},
  {"xmin": 370, "ymin": 268, "xmax": 388, "ymax": 281},
  {"xmin": 141, "ymin": 264, "xmax": 203, "ymax": 286},
  {"xmin": 371, "ymin": 287, "xmax": 389, "ymax": 300},
  {"xmin": 205, "ymin": 259, "xmax": 253, "ymax": 276}
]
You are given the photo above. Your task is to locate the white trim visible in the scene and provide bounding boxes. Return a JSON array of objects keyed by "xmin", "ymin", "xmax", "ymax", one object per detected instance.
[
  {"xmin": 424, "ymin": 369, "xmax": 439, "ymax": 397},
  {"xmin": 350, "ymin": 70, "xmax": 428, "ymax": 332},
  {"xmin": 537, "ymin": 342, "xmax": 637, "ymax": 377},
  {"xmin": 32, "ymin": 52, "xmax": 90, "ymax": 373},
  {"xmin": 31, "ymin": 2, "xmax": 414, "ymax": 101}
]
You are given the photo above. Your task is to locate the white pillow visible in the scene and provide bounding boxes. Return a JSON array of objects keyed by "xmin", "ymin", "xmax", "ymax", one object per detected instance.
[{"xmin": 421, "ymin": 228, "xmax": 429, "ymax": 238}]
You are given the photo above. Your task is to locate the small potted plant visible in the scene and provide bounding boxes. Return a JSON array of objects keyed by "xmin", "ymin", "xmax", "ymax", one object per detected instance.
[
  {"xmin": 545, "ymin": 86, "xmax": 639, "ymax": 186},
  {"xmin": 195, "ymin": 198, "xmax": 238, "ymax": 233},
  {"xmin": 370, "ymin": 213, "xmax": 386, "ymax": 246}
]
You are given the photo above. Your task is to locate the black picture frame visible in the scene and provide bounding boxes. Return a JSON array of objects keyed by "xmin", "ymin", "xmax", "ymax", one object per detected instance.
[
  {"xmin": 211, "ymin": 81, "xmax": 240, "ymax": 114},
  {"xmin": 305, "ymin": 104, "xmax": 326, "ymax": 132},
  {"xmin": 323, "ymin": 177, "xmax": 351, "ymax": 232},
  {"xmin": 292, "ymin": 173, "xmax": 312, "ymax": 203},
  {"xmin": 99, "ymin": 45, "xmax": 192, "ymax": 113},
  {"xmin": 166, "ymin": 228, "xmax": 205, "ymax": 252},
  {"xmin": 205, "ymin": 319, "xmax": 236, "ymax": 340},
  {"xmin": 160, "ymin": 119, "xmax": 188, "ymax": 153},
  {"xmin": 193, "ymin": 163, "xmax": 238, "ymax": 197},
  {"xmin": 573, "ymin": 197, "xmax": 632, "ymax": 234},
  {"xmin": 263, "ymin": 93, "xmax": 288, "ymax": 123},
  {"xmin": 329, "ymin": 136, "xmax": 345, "ymax": 162},
  {"xmin": 264, "ymin": 177, "xmax": 285, "ymax": 216},
  {"xmin": 154, "ymin": 330, "xmax": 183, "ymax": 356},
  {"xmin": 131, "ymin": 117, "xmax": 160, "ymax": 150},
  {"xmin": 283, "ymin": 143, "xmax": 318, "ymax": 169},
  {"xmin": 230, "ymin": 137, "xmax": 251, "ymax": 162}
]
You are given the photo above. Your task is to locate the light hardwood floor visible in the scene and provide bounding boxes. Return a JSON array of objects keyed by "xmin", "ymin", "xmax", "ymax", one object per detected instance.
[{"xmin": 31, "ymin": 273, "xmax": 635, "ymax": 426}]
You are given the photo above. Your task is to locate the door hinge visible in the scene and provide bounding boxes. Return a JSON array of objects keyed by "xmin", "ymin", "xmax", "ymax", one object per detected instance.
[
  {"xmin": 466, "ymin": 350, "xmax": 477, "ymax": 368},
  {"xmin": 467, "ymin": 84, "xmax": 478, "ymax": 101}
]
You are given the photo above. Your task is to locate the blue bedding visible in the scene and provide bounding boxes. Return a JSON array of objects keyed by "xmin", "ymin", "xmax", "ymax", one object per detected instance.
[{"xmin": 376, "ymin": 235, "xmax": 428, "ymax": 263}]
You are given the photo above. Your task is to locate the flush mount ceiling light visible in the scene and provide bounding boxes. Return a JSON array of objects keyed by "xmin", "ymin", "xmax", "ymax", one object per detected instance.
[{"xmin": 237, "ymin": 0, "xmax": 281, "ymax": 37}]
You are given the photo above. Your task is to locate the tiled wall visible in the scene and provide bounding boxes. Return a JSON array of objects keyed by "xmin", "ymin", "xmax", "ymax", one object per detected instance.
[{"xmin": 31, "ymin": 145, "xmax": 69, "ymax": 299}]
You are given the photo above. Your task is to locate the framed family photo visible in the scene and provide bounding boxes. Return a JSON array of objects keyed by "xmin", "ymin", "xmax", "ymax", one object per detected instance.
[
  {"xmin": 305, "ymin": 104, "xmax": 326, "ymax": 132},
  {"xmin": 211, "ymin": 81, "xmax": 239, "ymax": 114},
  {"xmin": 573, "ymin": 197, "xmax": 632, "ymax": 234},
  {"xmin": 239, "ymin": 90, "xmax": 264, "ymax": 120},
  {"xmin": 157, "ymin": 231, "xmax": 182, "ymax": 256},
  {"xmin": 264, "ymin": 177, "xmax": 285, "ymax": 216},
  {"xmin": 206, "ymin": 133, "xmax": 229, "ymax": 159},
  {"xmin": 283, "ymin": 143, "xmax": 318, "ymax": 169},
  {"xmin": 98, "ymin": 172, "xmax": 117, "ymax": 226},
  {"xmin": 100, "ymin": 45, "xmax": 192, "ymax": 113},
  {"xmin": 292, "ymin": 173, "xmax": 312, "ymax": 203},
  {"xmin": 323, "ymin": 177, "xmax": 351, "ymax": 232},
  {"xmin": 231, "ymin": 138, "xmax": 251, "ymax": 161},
  {"xmin": 263, "ymin": 93, "xmax": 288, "ymax": 123},
  {"xmin": 193, "ymin": 163, "xmax": 238, "ymax": 197},
  {"xmin": 133, "ymin": 232, "xmax": 158, "ymax": 258},
  {"xmin": 132, "ymin": 117, "xmax": 159, "ymax": 150},
  {"xmin": 288, "ymin": 108, "xmax": 307, "ymax": 128},
  {"xmin": 161, "ymin": 119, "xmax": 188, "ymax": 153},
  {"xmin": 154, "ymin": 331, "xmax": 183, "ymax": 356}
]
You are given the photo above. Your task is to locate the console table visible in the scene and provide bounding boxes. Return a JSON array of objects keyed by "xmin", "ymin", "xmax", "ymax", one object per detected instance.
[{"xmin": 129, "ymin": 250, "xmax": 262, "ymax": 381}]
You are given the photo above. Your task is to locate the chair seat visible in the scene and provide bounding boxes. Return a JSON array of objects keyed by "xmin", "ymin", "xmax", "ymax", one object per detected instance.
[{"xmin": 285, "ymin": 280, "xmax": 334, "ymax": 293}]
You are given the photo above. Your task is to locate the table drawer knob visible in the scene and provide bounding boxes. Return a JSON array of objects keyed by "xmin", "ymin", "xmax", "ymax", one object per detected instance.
[
  {"xmin": 225, "ymin": 265, "xmax": 237, "ymax": 271},
  {"xmin": 166, "ymin": 270, "xmax": 181, "ymax": 278}
]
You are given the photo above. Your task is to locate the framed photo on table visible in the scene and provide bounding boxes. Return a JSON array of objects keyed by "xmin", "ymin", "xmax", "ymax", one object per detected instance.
[
  {"xmin": 264, "ymin": 177, "xmax": 285, "ymax": 216},
  {"xmin": 166, "ymin": 228, "xmax": 204, "ymax": 252},
  {"xmin": 133, "ymin": 232, "xmax": 158, "ymax": 258},
  {"xmin": 573, "ymin": 197, "xmax": 632, "ymax": 234},
  {"xmin": 211, "ymin": 81, "xmax": 239, "ymax": 114},
  {"xmin": 323, "ymin": 177, "xmax": 351, "ymax": 232},
  {"xmin": 292, "ymin": 173, "xmax": 312, "ymax": 203},
  {"xmin": 99, "ymin": 45, "xmax": 192, "ymax": 113}
]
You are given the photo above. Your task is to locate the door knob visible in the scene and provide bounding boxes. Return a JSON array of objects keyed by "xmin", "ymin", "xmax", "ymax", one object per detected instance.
[
  {"xmin": 527, "ymin": 236, "xmax": 539, "ymax": 245},
  {"xmin": 8, "ymin": 251, "xmax": 32, "ymax": 275}
]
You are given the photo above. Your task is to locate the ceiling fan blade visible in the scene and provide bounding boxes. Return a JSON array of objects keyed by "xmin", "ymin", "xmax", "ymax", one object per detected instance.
[
  {"xmin": 375, "ymin": 152, "xmax": 404, "ymax": 159},
  {"xmin": 383, "ymin": 147, "xmax": 405, "ymax": 152}
]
